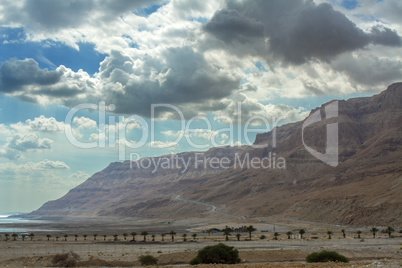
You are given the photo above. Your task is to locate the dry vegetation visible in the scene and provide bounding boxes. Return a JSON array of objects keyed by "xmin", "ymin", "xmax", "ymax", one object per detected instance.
[{"xmin": 0, "ymin": 234, "xmax": 401, "ymax": 267}]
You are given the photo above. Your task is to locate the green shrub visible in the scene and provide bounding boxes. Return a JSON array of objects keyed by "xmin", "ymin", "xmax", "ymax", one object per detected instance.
[
  {"xmin": 306, "ymin": 250, "xmax": 349, "ymax": 263},
  {"xmin": 259, "ymin": 235, "xmax": 266, "ymax": 239},
  {"xmin": 138, "ymin": 254, "xmax": 158, "ymax": 266},
  {"xmin": 190, "ymin": 243, "xmax": 241, "ymax": 265}
]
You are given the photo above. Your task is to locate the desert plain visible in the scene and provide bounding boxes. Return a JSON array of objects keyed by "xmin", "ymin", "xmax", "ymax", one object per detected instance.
[{"xmin": 0, "ymin": 216, "xmax": 401, "ymax": 267}]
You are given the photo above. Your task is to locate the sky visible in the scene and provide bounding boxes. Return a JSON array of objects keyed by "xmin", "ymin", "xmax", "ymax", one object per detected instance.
[{"xmin": 0, "ymin": 0, "xmax": 401, "ymax": 213}]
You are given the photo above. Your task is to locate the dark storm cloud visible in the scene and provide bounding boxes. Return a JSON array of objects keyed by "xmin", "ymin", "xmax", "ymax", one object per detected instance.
[
  {"xmin": 369, "ymin": 26, "xmax": 402, "ymax": 47},
  {"xmin": 0, "ymin": 58, "xmax": 62, "ymax": 93},
  {"xmin": 0, "ymin": 58, "xmax": 91, "ymax": 100},
  {"xmin": 204, "ymin": 9, "xmax": 264, "ymax": 43},
  {"xmin": 204, "ymin": 0, "xmax": 402, "ymax": 65},
  {"xmin": 36, "ymin": 85, "xmax": 84, "ymax": 98},
  {"xmin": 100, "ymin": 47, "xmax": 240, "ymax": 117}
]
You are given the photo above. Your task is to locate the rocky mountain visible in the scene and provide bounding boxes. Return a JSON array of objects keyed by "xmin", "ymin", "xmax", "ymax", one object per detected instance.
[{"xmin": 30, "ymin": 83, "xmax": 402, "ymax": 226}]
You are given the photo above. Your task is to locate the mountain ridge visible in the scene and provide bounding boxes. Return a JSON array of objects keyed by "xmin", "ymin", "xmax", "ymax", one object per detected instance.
[{"xmin": 29, "ymin": 83, "xmax": 402, "ymax": 226}]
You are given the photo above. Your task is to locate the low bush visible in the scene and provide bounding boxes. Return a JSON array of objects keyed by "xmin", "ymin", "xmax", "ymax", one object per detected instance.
[
  {"xmin": 306, "ymin": 250, "xmax": 349, "ymax": 263},
  {"xmin": 138, "ymin": 254, "xmax": 158, "ymax": 266},
  {"xmin": 190, "ymin": 243, "xmax": 241, "ymax": 265},
  {"xmin": 51, "ymin": 251, "xmax": 80, "ymax": 267}
]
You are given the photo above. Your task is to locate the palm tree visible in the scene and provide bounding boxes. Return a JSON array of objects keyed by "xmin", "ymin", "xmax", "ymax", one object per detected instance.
[
  {"xmin": 273, "ymin": 232, "xmax": 280, "ymax": 240},
  {"xmin": 55, "ymin": 236, "xmax": 59, "ymax": 241},
  {"xmin": 236, "ymin": 233, "xmax": 241, "ymax": 241},
  {"xmin": 12, "ymin": 233, "xmax": 18, "ymax": 241},
  {"xmin": 113, "ymin": 234, "xmax": 118, "ymax": 241},
  {"xmin": 83, "ymin": 234, "xmax": 88, "ymax": 240},
  {"xmin": 299, "ymin": 229, "xmax": 306, "ymax": 239},
  {"xmin": 223, "ymin": 230, "xmax": 231, "ymax": 241},
  {"xmin": 123, "ymin": 233, "xmax": 128, "ymax": 240},
  {"xmin": 182, "ymin": 233, "xmax": 187, "ymax": 242},
  {"xmin": 161, "ymin": 233, "xmax": 165, "ymax": 241},
  {"xmin": 21, "ymin": 234, "xmax": 26, "ymax": 241},
  {"xmin": 170, "ymin": 231, "xmax": 176, "ymax": 242},
  {"xmin": 64, "ymin": 234, "xmax": 68, "ymax": 241},
  {"xmin": 341, "ymin": 229, "xmax": 346, "ymax": 238},
  {"xmin": 29, "ymin": 233, "xmax": 35, "ymax": 241},
  {"xmin": 370, "ymin": 228, "xmax": 379, "ymax": 238},
  {"xmin": 46, "ymin": 234, "xmax": 51, "ymax": 241},
  {"xmin": 151, "ymin": 234, "xmax": 156, "ymax": 242},
  {"xmin": 192, "ymin": 233, "xmax": 197, "ymax": 240},
  {"xmin": 246, "ymin": 225, "xmax": 256, "ymax": 240},
  {"xmin": 286, "ymin": 231, "xmax": 292, "ymax": 239},
  {"xmin": 74, "ymin": 235, "xmax": 78, "ymax": 241},
  {"xmin": 130, "ymin": 232, "xmax": 137, "ymax": 241},
  {"xmin": 103, "ymin": 235, "xmax": 107, "ymax": 241},
  {"xmin": 93, "ymin": 234, "xmax": 98, "ymax": 240},
  {"xmin": 386, "ymin": 227, "xmax": 394, "ymax": 238},
  {"xmin": 327, "ymin": 231, "xmax": 333, "ymax": 239},
  {"xmin": 141, "ymin": 231, "xmax": 148, "ymax": 242},
  {"xmin": 5, "ymin": 233, "xmax": 9, "ymax": 241},
  {"xmin": 356, "ymin": 230, "xmax": 362, "ymax": 239}
]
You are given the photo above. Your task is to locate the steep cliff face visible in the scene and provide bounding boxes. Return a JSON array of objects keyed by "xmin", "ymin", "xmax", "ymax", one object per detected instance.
[{"xmin": 30, "ymin": 83, "xmax": 402, "ymax": 226}]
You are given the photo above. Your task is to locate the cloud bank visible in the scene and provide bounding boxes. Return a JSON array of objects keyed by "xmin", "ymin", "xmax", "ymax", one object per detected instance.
[
  {"xmin": 0, "ymin": 0, "xmax": 401, "ymax": 121},
  {"xmin": 204, "ymin": 0, "xmax": 401, "ymax": 64}
]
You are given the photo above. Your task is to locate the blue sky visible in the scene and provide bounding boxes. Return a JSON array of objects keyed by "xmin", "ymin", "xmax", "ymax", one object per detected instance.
[{"xmin": 0, "ymin": 0, "xmax": 401, "ymax": 213}]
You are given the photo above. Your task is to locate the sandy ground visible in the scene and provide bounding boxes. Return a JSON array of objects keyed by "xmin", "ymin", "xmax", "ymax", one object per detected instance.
[
  {"xmin": 0, "ymin": 252, "xmax": 400, "ymax": 267},
  {"xmin": 0, "ymin": 236, "xmax": 401, "ymax": 267}
]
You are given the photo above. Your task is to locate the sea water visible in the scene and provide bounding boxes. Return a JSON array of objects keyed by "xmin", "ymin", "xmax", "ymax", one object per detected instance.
[{"xmin": 0, "ymin": 213, "xmax": 52, "ymax": 233}]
